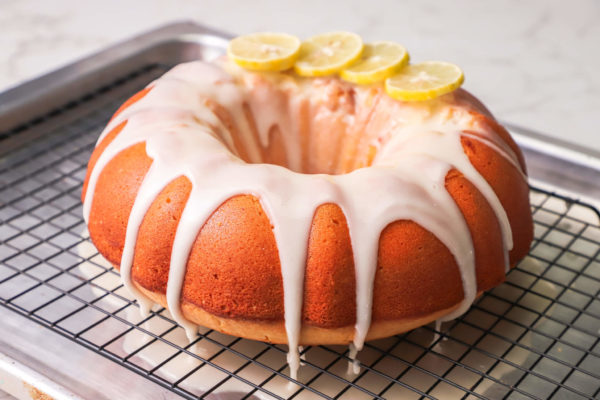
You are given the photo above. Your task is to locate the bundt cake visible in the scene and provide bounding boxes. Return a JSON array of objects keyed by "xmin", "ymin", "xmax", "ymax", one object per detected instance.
[{"xmin": 82, "ymin": 43, "xmax": 533, "ymax": 378}]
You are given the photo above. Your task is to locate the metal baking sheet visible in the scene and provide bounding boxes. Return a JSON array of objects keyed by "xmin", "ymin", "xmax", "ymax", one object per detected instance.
[{"xmin": 1, "ymin": 22, "xmax": 599, "ymax": 400}]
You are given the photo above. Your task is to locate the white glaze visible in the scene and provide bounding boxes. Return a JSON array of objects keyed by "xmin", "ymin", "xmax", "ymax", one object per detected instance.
[
  {"xmin": 347, "ymin": 343, "xmax": 361, "ymax": 375},
  {"xmin": 83, "ymin": 60, "xmax": 525, "ymax": 380},
  {"xmin": 432, "ymin": 320, "xmax": 442, "ymax": 344}
]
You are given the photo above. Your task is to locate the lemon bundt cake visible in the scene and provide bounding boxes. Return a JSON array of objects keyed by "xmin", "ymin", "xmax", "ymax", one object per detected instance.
[{"xmin": 82, "ymin": 33, "xmax": 533, "ymax": 378}]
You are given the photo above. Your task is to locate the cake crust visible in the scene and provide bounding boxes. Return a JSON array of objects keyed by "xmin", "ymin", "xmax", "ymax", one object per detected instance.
[
  {"xmin": 84, "ymin": 117, "xmax": 532, "ymax": 332},
  {"xmin": 82, "ymin": 62, "xmax": 533, "ymax": 345},
  {"xmin": 135, "ymin": 280, "xmax": 474, "ymax": 345}
]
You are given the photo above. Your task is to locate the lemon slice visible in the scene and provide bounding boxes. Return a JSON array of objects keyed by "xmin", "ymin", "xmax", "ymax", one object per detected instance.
[
  {"xmin": 227, "ymin": 32, "xmax": 301, "ymax": 71},
  {"xmin": 340, "ymin": 41, "xmax": 409, "ymax": 84},
  {"xmin": 294, "ymin": 32, "xmax": 364, "ymax": 77},
  {"xmin": 385, "ymin": 61, "xmax": 464, "ymax": 101}
]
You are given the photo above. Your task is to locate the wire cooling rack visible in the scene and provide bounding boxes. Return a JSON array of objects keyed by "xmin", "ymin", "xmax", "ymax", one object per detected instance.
[{"xmin": 1, "ymin": 65, "xmax": 599, "ymax": 400}]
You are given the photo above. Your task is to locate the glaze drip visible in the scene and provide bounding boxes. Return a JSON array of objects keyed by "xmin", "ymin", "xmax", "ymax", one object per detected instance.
[{"xmin": 83, "ymin": 60, "xmax": 525, "ymax": 380}]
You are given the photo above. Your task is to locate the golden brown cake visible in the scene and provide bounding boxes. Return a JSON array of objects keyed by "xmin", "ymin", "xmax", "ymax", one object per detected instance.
[{"xmin": 82, "ymin": 58, "xmax": 533, "ymax": 377}]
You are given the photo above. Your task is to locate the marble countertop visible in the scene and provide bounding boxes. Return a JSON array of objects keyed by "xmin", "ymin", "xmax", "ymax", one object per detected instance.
[
  {"xmin": 2, "ymin": 0, "xmax": 599, "ymax": 151},
  {"xmin": 0, "ymin": 2, "xmax": 598, "ymax": 398}
]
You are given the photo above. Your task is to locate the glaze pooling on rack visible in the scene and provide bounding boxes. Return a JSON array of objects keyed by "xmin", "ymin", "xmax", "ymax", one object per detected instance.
[{"xmin": 82, "ymin": 60, "xmax": 524, "ymax": 380}]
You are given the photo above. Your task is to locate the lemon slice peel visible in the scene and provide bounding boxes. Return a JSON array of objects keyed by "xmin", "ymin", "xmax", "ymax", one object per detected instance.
[
  {"xmin": 385, "ymin": 61, "xmax": 464, "ymax": 101},
  {"xmin": 294, "ymin": 31, "xmax": 364, "ymax": 77},
  {"xmin": 227, "ymin": 32, "xmax": 301, "ymax": 71},
  {"xmin": 340, "ymin": 41, "xmax": 409, "ymax": 84}
]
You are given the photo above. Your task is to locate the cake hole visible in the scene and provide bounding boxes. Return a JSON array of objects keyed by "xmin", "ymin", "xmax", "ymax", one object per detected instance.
[{"xmin": 215, "ymin": 81, "xmax": 387, "ymax": 175}]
